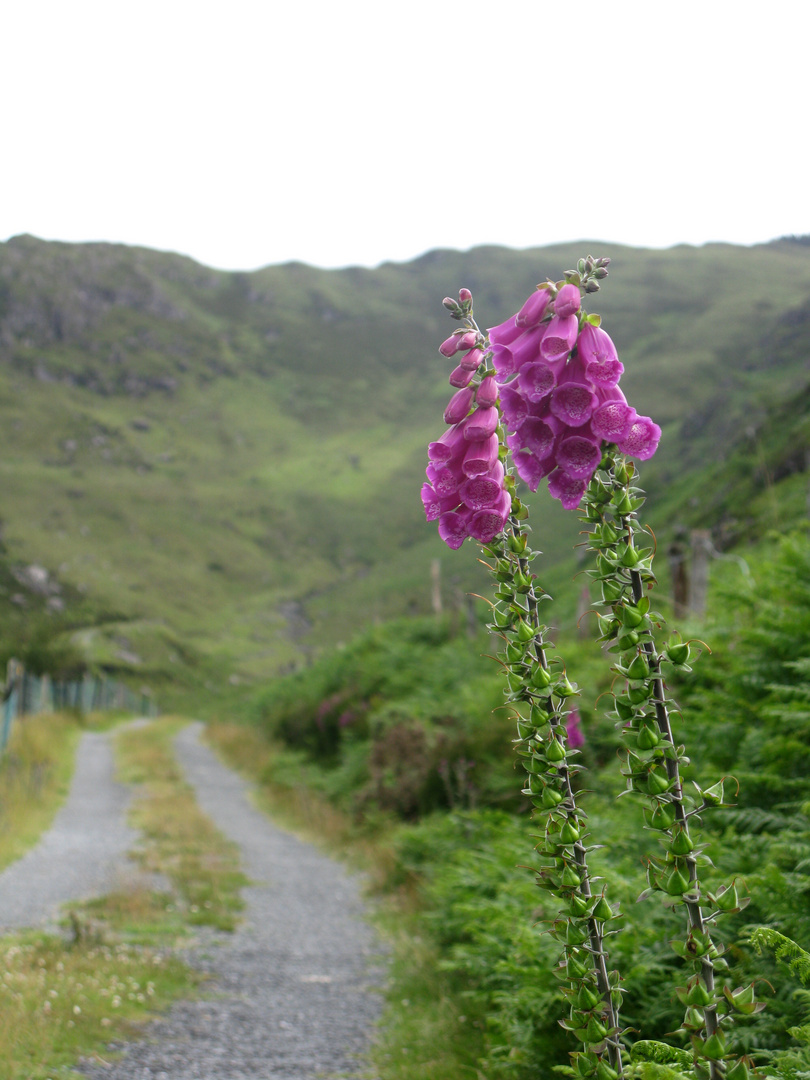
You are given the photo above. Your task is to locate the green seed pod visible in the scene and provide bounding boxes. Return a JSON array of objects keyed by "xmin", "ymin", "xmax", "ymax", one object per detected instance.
[
  {"xmin": 669, "ymin": 826, "xmax": 695, "ymax": 856},
  {"xmin": 645, "ymin": 768, "xmax": 670, "ymax": 795},
  {"xmin": 575, "ymin": 984, "xmax": 601, "ymax": 1010},
  {"xmin": 595, "ymin": 1062, "xmax": 619, "ymax": 1080},
  {"xmin": 506, "ymin": 642, "xmax": 525, "ymax": 663},
  {"xmin": 625, "ymin": 653, "xmax": 651, "ymax": 680},
  {"xmin": 540, "ymin": 785, "xmax": 565, "ymax": 809},
  {"xmin": 726, "ymin": 1060, "xmax": 750, "ymax": 1080},
  {"xmin": 546, "ymin": 738, "xmax": 567, "ymax": 763},
  {"xmin": 516, "ymin": 618, "xmax": 535, "ymax": 642},
  {"xmin": 566, "ymin": 953, "xmax": 589, "ymax": 979},
  {"xmin": 682, "ymin": 1006, "xmax": 705, "ymax": 1030},
  {"xmin": 561, "ymin": 865, "xmax": 582, "ymax": 889},
  {"xmin": 701, "ymin": 780, "xmax": 726, "ymax": 806},
  {"xmin": 617, "ymin": 631, "xmax": 640, "ymax": 651},
  {"xmin": 601, "ymin": 580, "xmax": 624, "ymax": 604},
  {"xmin": 725, "ymin": 984, "xmax": 758, "ymax": 1013},
  {"xmin": 664, "ymin": 866, "xmax": 690, "ymax": 896},
  {"xmin": 637, "ymin": 723, "xmax": 661, "ymax": 751},
  {"xmin": 556, "ymin": 676, "xmax": 579, "ymax": 698},
  {"xmin": 584, "ymin": 1016, "xmax": 608, "ymax": 1043},
  {"xmin": 715, "ymin": 883, "xmax": 740, "ymax": 911},
  {"xmin": 621, "ymin": 604, "xmax": 645, "ymax": 628},
  {"xmin": 516, "ymin": 718, "xmax": 533, "ymax": 739},
  {"xmin": 531, "ymin": 704, "xmax": 552, "ymax": 725},
  {"xmin": 685, "ymin": 979, "xmax": 713, "ymax": 1007},
  {"xmin": 566, "ymin": 920, "xmax": 589, "ymax": 945},
  {"xmin": 618, "ymin": 544, "xmax": 639, "ymax": 567},
  {"xmin": 613, "ymin": 493, "xmax": 635, "ymax": 516},
  {"xmin": 559, "ymin": 819, "xmax": 580, "ymax": 844},
  {"xmin": 648, "ymin": 801, "xmax": 676, "ymax": 830},
  {"xmin": 508, "ymin": 532, "xmax": 527, "ymax": 553},
  {"xmin": 701, "ymin": 1031, "xmax": 727, "ymax": 1060},
  {"xmin": 666, "ymin": 641, "xmax": 691, "ymax": 665},
  {"xmin": 592, "ymin": 895, "xmax": 614, "ymax": 921},
  {"xmin": 568, "ymin": 893, "xmax": 591, "ymax": 917},
  {"xmin": 628, "ymin": 683, "xmax": 652, "ymax": 704},
  {"xmin": 530, "ymin": 665, "xmax": 552, "ymax": 689},
  {"xmin": 615, "ymin": 697, "xmax": 635, "ymax": 721},
  {"xmin": 597, "ymin": 553, "xmax": 617, "ymax": 576}
]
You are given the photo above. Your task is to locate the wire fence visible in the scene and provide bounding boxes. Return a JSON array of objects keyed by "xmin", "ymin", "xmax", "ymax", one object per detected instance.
[{"xmin": 1, "ymin": 659, "xmax": 158, "ymax": 754}]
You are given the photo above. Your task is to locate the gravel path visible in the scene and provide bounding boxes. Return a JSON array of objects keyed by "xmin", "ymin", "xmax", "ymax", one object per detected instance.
[
  {"xmin": 0, "ymin": 724, "xmax": 146, "ymax": 932},
  {"xmin": 76, "ymin": 721, "xmax": 386, "ymax": 1080}
]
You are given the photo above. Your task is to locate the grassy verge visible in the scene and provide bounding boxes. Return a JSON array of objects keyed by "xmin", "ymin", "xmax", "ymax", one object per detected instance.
[
  {"xmin": 0, "ymin": 711, "xmax": 131, "ymax": 874},
  {"xmin": 0, "ymin": 716, "xmax": 248, "ymax": 1080},
  {"xmin": 205, "ymin": 720, "xmax": 489, "ymax": 1080}
]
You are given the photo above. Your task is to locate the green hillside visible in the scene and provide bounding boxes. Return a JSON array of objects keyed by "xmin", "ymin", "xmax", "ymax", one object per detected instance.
[{"xmin": 2, "ymin": 234, "xmax": 809, "ymax": 707}]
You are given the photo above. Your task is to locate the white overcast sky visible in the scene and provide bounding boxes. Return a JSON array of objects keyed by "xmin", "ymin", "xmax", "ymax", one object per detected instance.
[{"xmin": 1, "ymin": 1, "xmax": 806, "ymax": 271}]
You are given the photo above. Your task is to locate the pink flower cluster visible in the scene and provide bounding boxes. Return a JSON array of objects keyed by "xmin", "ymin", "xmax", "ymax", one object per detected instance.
[
  {"xmin": 491, "ymin": 284, "xmax": 660, "ymax": 510},
  {"xmin": 421, "ymin": 317, "xmax": 511, "ymax": 550}
]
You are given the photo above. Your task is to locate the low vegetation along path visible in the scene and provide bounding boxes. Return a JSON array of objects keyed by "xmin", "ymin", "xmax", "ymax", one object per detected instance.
[{"xmin": 0, "ymin": 720, "xmax": 385, "ymax": 1079}]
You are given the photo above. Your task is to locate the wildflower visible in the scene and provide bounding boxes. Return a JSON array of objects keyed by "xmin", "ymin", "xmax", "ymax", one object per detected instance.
[
  {"xmin": 554, "ymin": 283, "xmax": 581, "ymax": 318},
  {"xmin": 444, "ymin": 387, "xmax": 475, "ymax": 426},
  {"xmin": 515, "ymin": 288, "xmax": 551, "ymax": 328},
  {"xmin": 541, "ymin": 314, "xmax": 578, "ymax": 361},
  {"xmin": 566, "ymin": 710, "xmax": 585, "ymax": 749},
  {"xmin": 617, "ymin": 416, "xmax": 661, "ymax": 460}
]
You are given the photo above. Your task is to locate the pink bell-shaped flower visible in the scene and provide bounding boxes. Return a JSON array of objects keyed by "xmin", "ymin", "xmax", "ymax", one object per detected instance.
[
  {"xmin": 462, "ymin": 433, "xmax": 499, "ymax": 477},
  {"xmin": 421, "ymin": 483, "xmax": 460, "ymax": 522},
  {"xmin": 589, "ymin": 387, "xmax": 637, "ymax": 443},
  {"xmin": 459, "ymin": 461, "xmax": 505, "ymax": 511},
  {"xmin": 555, "ymin": 434, "xmax": 602, "ymax": 480},
  {"xmin": 549, "ymin": 355, "xmax": 599, "ymax": 428},
  {"xmin": 512, "ymin": 449, "xmax": 556, "ymax": 492},
  {"xmin": 541, "ymin": 314, "xmax": 578, "ymax": 361},
  {"xmin": 617, "ymin": 416, "xmax": 661, "ymax": 460},
  {"xmin": 487, "ymin": 315, "xmax": 522, "ymax": 347},
  {"xmin": 438, "ymin": 508, "xmax": 471, "ymax": 550},
  {"xmin": 577, "ymin": 323, "xmax": 623, "ymax": 388},
  {"xmin": 548, "ymin": 468, "xmax": 588, "ymax": 510},
  {"xmin": 518, "ymin": 360, "xmax": 556, "ymax": 403},
  {"xmin": 464, "ymin": 405, "xmax": 499, "ymax": 442},
  {"xmin": 467, "ymin": 490, "xmax": 511, "ymax": 543}
]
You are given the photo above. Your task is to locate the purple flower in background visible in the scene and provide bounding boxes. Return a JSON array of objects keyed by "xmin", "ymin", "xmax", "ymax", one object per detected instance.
[{"xmin": 566, "ymin": 710, "xmax": 585, "ymax": 749}]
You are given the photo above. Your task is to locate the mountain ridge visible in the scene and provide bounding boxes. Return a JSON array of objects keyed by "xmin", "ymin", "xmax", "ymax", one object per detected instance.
[{"xmin": 2, "ymin": 235, "xmax": 809, "ymax": 708}]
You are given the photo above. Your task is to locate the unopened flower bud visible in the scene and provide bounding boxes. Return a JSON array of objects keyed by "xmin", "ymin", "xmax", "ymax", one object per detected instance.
[
  {"xmin": 439, "ymin": 334, "xmax": 464, "ymax": 358},
  {"xmin": 554, "ymin": 283, "xmax": 581, "ymax": 318},
  {"xmin": 442, "ymin": 296, "xmax": 460, "ymax": 312},
  {"xmin": 444, "ymin": 387, "xmax": 475, "ymax": 425},
  {"xmin": 458, "ymin": 288, "xmax": 472, "ymax": 303},
  {"xmin": 457, "ymin": 348, "xmax": 482, "ymax": 371},
  {"xmin": 474, "ymin": 375, "xmax": 498, "ymax": 408},
  {"xmin": 449, "ymin": 364, "xmax": 475, "ymax": 389},
  {"xmin": 515, "ymin": 288, "xmax": 551, "ymax": 329}
]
